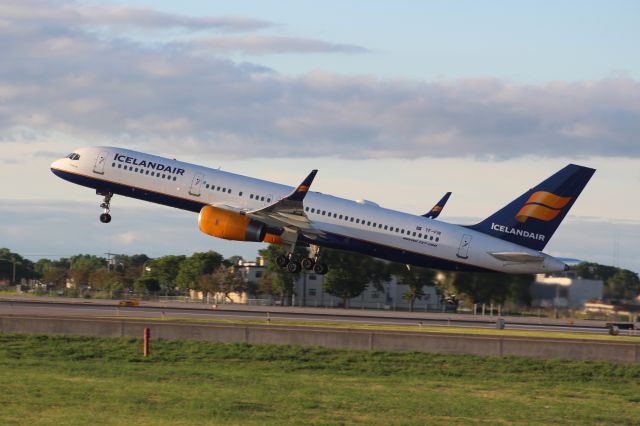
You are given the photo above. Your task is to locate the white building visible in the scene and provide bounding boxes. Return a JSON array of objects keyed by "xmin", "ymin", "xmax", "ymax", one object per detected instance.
[
  {"xmin": 231, "ymin": 258, "xmax": 443, "ymax": 311},
  {"xmin": 531, "ymin": 272, "xmax": 603, "ymax": 308},
  {"xmin": 293, "ymin": 272, "xmax": 442, "ymax": 310}
]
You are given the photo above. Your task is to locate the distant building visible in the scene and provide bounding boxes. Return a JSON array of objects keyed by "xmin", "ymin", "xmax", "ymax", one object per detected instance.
[
  {"xmin": 207, "ymin": 256, "xmax": 443, "ymax": 310},
  {"xmin": 531, "ymin": 271, "xmax": 603, "ymax": 308},
  {"xmin": 293, "ymin": 272, "xmax": 442, "ymax": 310}
]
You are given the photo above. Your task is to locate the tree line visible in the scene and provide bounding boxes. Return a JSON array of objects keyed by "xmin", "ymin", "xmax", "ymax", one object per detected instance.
[{"xmin": 1, "ymin": 247, "xmax": 638, "ymax": 308}]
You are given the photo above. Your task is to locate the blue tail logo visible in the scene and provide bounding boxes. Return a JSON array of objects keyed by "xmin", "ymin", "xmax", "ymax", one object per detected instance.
[{"xmin": 466, "ymin": 164, "xmax": 595, "ymax": 251}]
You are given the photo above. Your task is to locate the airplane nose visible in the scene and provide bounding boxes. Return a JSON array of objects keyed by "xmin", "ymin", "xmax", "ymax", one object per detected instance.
[{"xmin": 50, "ymin": 158, "xmax": 65, "ymax": 172}]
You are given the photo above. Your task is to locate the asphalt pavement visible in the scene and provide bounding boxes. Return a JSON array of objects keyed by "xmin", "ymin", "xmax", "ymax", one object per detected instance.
[{"xmin": 1, "ymin": 294, "xmax": 632, "ymax": 335}]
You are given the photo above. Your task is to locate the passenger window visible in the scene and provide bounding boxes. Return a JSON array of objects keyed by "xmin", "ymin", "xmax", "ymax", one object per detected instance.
[
  {"xmin": 145, "ymin": 170, "xmax": 149, "ymax": 175},
  {"xmin": 384, "ymin": 225, "xmax": 388, "ymax": 230},
  {"xmin": 111, "ymin": 162, "xmax": 115, "ymax": 167},
  {"xmin": 401, "ymin": 230, "xmax": 405, "ymax": 234},
  {"xmin": 436, "ymin": 237, "xmax": 439, "ymax": 242},
  {"xmin": 250, "ymin": 194, "xmax": 254, "ymax": 199},
  {"xmin": 356, "ymin": 219, "xmax": 360, "ymax": 223},
  {"xmin": 261, "ymin": 196, "xmax": 265, "ymax": 201},
  {"xmin": 173, "ymin": 176, "xmax": 177, "ymax": 181},
  {"xmin": 418, "ymin": 234, "xmax": 422, "ymax": 238},
  {"xmin": 367, "ymin": 221, "xmax": 371, "ymax": 226},
  {"xmin": 305, "ymin": 207, "xmax": 309, "ymax": 211},
  {"xmin": 429, "ymin": 236, "xmax": 433, "ymax": 240},
  {"xmin": 413, "ymin": 232, "xmax": 416, "ymax": 236},
  {"xmin": 239, "ymin": 192, "xmax": 243, "ymax": 196},
  {"xmin": 339, "ymin": 215, "xmax": 343, "ymax": 219},
  {"xmin": 134, "ymin": 168, "xmax": 138, "ymax": 172},
  {"xmin": 350, "ymin": 217, "xmax": 354, "ymax": 222},
  {"xmin": 118, "ymin": 164, "xmax": 122, "ymax": 168},
  {"xmin": 311, "ymin": 208, "xmax": 315, "ymax": 213},
  {"xmin": 267, "ymin": 198, "xmax": 270, "ymax": 202},
  {"xmin": 206, "ymin": 184, "xmax": 209, "ymax": 189}
]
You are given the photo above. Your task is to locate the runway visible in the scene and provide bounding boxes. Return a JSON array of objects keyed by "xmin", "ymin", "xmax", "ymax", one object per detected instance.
[{"xmin": 0, "ymin": 295, "xmax": 629, "ymax": 335}]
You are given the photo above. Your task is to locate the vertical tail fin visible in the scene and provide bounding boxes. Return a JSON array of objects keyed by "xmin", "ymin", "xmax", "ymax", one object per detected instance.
[
  {"xmin": 423, "ymin": 192, "xmax": 452, "ymax": 219},
  {"xmin": 466, "ymin": 164, "xmax": 595, "ymax": 251}
]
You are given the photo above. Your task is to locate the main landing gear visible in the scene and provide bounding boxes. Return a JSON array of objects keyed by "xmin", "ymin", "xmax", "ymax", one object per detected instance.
[
  {"xmin": 275, "ymin": 244, "xmax": 328, "ymax": 275},
  {"xmin": 98, "ymin": 191, "xmax": 113, "ymax": 223}
]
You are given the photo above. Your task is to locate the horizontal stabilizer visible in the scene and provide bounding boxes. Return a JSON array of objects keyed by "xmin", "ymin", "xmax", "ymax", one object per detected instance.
[{"xmin": 489, "ymin": 252, "xmax": 544, "ymax": 263}]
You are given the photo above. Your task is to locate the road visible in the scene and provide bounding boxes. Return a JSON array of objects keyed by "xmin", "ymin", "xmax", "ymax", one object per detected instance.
[{"xmin": 1, "ymin": 295, "xmax": 633, "ymax": 335}]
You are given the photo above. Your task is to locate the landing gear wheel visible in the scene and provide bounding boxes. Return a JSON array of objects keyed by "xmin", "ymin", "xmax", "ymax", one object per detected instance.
[
  {"xmin": 313, "ymin": 262, "xmax": 328, "ymax": 275},
  {"xmin": 98, "ymin": 191, "xmax": 113, "ymax": 224},
  {"xmin": 276, "ymin": 255, "xmax": 289, "ymax": 268},
  {"xmin": 287, "ymin": 261, "xmax": 302, "ymax": 273},
  {"xmin": 301, "ymin": 258, "xmax": 315, "ymax": 270}
]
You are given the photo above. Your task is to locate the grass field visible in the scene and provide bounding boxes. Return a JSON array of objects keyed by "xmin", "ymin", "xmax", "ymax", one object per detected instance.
[{"xmin": 1, "ymin": 334, "xmax": 639, "ymax": 425}]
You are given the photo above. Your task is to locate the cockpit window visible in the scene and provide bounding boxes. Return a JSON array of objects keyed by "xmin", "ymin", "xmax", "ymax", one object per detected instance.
[{"xmin": 66, "ymin": 153, "xmax": 80, "ymax": 160}]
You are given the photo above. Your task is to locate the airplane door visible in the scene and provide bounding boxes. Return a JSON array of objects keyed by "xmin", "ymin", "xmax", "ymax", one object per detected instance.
[
  {"xmin": 189, "ymin": 173, "xmax": 204, "ymax": 196},
  {"xmin": 456, "ymin": 234, "xmax": 472, "ymax": 259},
  {"xmin": 93, "ymin": 150, "xmax": 109, "ymax": 174}
]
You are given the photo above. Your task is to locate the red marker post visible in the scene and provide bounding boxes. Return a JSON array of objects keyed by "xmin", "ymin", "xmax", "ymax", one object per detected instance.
[{"xmin": 143, "ymin": 327, "xmax": 150, "ymax": 357}]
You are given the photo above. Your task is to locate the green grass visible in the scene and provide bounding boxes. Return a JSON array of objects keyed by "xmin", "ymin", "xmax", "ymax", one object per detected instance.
[
  {"xmin": 1, "ymin": 334, "xmax": 640, "ymax": 425},
  {"xmin": 111, "ymin": 315, "xmax": 640, "ymax": 342}
]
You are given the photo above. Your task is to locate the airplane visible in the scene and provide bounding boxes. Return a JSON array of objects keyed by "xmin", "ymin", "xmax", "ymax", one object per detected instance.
[{"xmin": 51, "ymin": 147, "xmax": 595, "ymax": 275}]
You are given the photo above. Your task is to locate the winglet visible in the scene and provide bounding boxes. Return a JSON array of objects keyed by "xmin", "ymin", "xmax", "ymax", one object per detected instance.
[
  {"xmin": 285, "ymin": 169, "xmax": 318, "ymax": 202},
  {"xmin": 422, "ymin": 192, "xmax": 451, "ymax": 219}
]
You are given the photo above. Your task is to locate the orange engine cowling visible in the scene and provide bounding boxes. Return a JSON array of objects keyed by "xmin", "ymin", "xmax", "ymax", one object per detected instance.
[{"xmin": 198, "ymin": 206, "xmax": 266, "ymax": 242}]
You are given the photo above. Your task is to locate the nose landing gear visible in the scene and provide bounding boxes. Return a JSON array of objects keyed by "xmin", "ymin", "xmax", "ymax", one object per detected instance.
[{"xmin": 98, "ymin": 191, "xmax": 113, "ymax": 223}]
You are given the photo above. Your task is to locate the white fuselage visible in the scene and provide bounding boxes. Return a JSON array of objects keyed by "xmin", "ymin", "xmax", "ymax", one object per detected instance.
[{"xmin": 51, "ymin": 146, "xmax": 567, "ymax": 274}]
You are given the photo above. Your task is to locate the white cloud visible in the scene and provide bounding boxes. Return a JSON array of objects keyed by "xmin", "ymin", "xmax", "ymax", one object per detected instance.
[
  {"xmin": 185, "ymin": 35, "xmax": 369, "ymax": 55},
  {"xmin": 1, "ymin": 1, "xmax": 639, "ymax": 161},
  {"xmin": 112, "ymin": 231, "xmax": 140, "ymax": 245},
  {"xmin": 0, "ymin": 0, "xmax": 274, "ymax": 33}
]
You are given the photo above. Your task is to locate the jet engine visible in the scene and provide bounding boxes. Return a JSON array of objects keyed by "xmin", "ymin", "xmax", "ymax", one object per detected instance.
[{"xmin": 198, "ymin": 206, "xmax": 266, "ymax": 242}]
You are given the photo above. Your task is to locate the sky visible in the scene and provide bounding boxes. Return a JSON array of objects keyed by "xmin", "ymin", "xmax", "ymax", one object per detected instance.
[{"xmin": 0, "ymin": 0, "xmax": 639, "ymax": 272}]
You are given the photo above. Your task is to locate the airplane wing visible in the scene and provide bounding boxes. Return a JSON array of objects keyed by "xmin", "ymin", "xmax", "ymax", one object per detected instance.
[
  {"xmin": 489, "ymin": 252, "xmax": 544, "ymax": 263},
  {"xmin": 245, "ymin": 170, "xmax": 322, "ymax": 236},
  {"xmin": 422, "ymin": 192, "xmax": 452, "ymax": 219}
]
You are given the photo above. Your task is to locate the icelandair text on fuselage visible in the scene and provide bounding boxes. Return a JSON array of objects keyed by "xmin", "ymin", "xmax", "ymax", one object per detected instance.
[
  {"xmin": 491, "ymin": 223, "xmax": 545, "ymax": 242},
  {"xmin": 114, "ymin": 153, "xmax": 185, "ymax": 176}
]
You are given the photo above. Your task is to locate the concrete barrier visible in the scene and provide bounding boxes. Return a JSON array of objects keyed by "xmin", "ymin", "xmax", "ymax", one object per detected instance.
[{"xmin": 1, "ymin": 315, "xmax": 638, "ymax": 363}]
